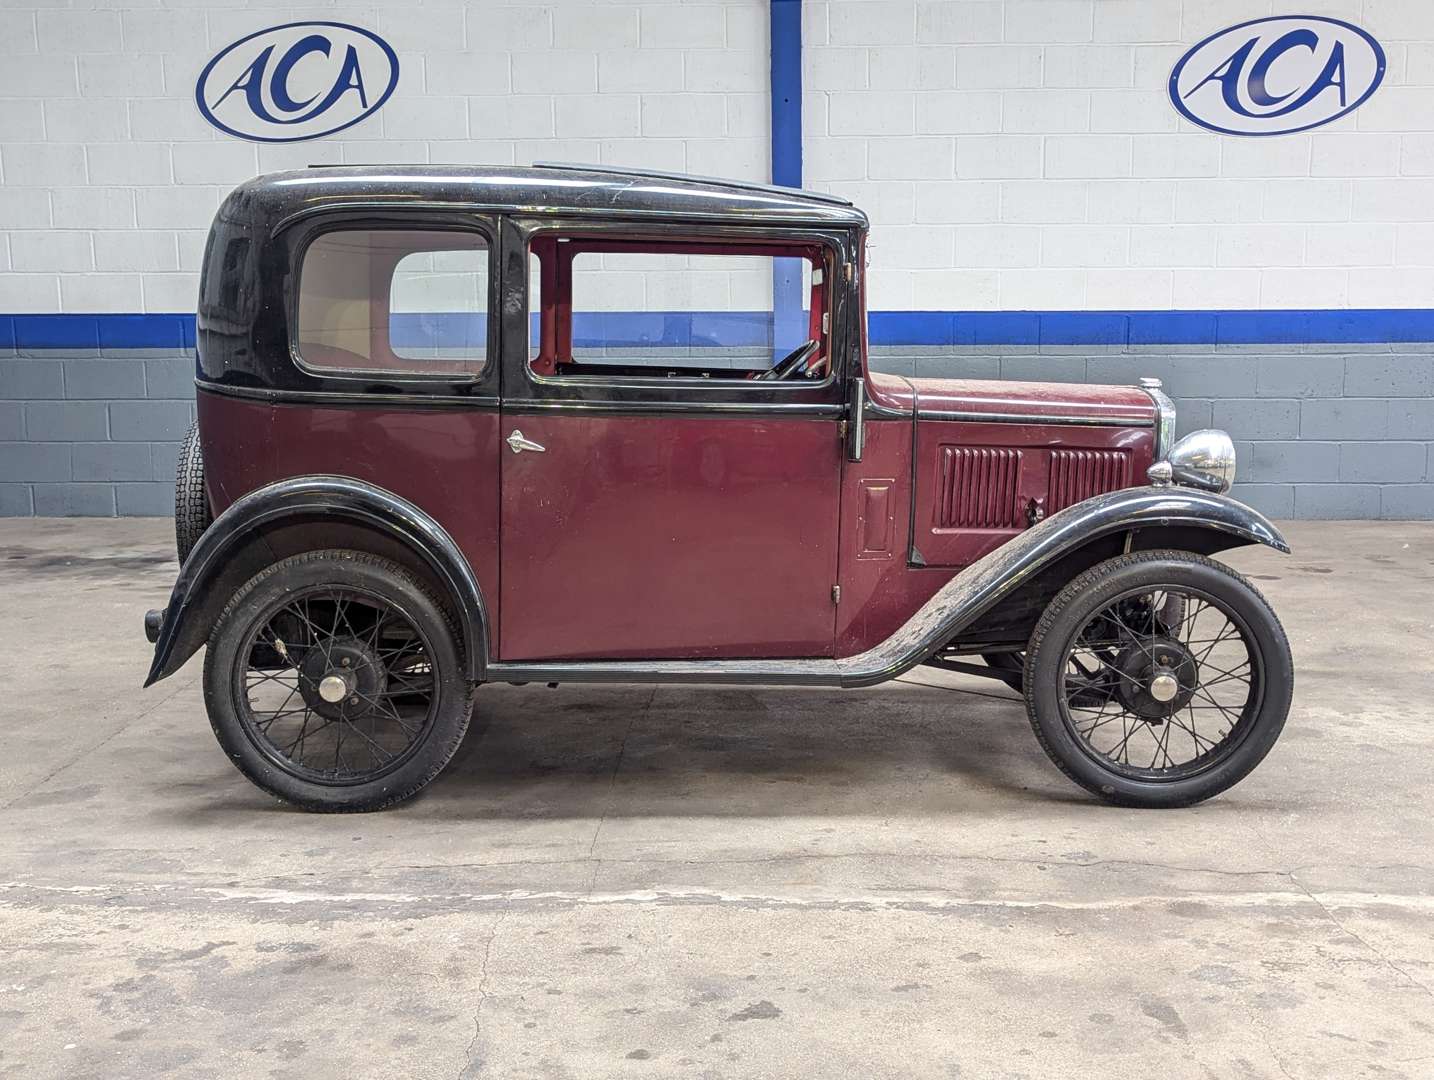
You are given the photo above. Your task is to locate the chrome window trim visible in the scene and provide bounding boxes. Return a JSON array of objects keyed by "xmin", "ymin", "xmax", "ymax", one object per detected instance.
[{"xmin": 917, "ymin": 409, "xmax": 1154, "ymax": 428}]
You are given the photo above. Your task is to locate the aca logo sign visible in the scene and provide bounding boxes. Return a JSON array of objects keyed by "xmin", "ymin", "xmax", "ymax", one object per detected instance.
[
  {"xmin": 196, "ymin": 22, "xmax": 399, "ymax": 142},
  {"xmin": 1170, "ymin": 16, "xmax": 1385, "ymax": 136}
]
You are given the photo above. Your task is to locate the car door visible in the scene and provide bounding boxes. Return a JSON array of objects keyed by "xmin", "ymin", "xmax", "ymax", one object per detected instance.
[{"xmin": 496, "ymin": 223, "xmax": 848, "ymax": 661}]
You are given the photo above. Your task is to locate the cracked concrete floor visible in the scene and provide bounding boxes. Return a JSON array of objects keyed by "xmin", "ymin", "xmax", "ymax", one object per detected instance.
[{"xmin": 1, "ymin": 517, "xmax": 1432, "ymax": 1079}]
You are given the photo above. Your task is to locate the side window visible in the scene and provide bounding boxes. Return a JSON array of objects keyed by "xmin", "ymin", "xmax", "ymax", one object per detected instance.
[
  {"xmin": 527, "ymin": 238, "xmax": 829, "ymax": 381},
  {"xmin": 297, "ymin": 229, "xmax": 488, "ymax": 376}
]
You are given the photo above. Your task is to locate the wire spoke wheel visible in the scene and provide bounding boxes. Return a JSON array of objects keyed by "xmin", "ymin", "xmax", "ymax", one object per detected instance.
[
  {"xmin": 1060, "ymin": 585, "xmax": 1259, "ymax": 781},
  {"xmin": 233, "ymin": 584, "xmax": 439, "ymax": 785}
]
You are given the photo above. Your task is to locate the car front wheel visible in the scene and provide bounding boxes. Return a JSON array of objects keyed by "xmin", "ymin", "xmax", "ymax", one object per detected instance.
[
  {"xmin": 202, "ymin": 550, "xmax": 473, "ymax": 812},
  {"xmin": 1023, "ymin": 550, "xmax": 1292, "ymax": 808}
]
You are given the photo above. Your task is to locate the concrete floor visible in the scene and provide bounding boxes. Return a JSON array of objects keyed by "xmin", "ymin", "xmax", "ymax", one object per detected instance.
[{"xmin": 0, "ymin": 518, "xmax": 1432, "ymax": 1079}]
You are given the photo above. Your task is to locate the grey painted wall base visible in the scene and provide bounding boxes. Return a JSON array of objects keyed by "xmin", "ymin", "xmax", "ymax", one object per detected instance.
[{"xmin": 2, "ymin": 344, "xmax": 1432, "ymax": 519}]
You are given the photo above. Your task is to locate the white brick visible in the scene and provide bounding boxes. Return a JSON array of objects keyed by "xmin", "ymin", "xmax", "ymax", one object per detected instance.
[
  {"xmin": 0, "ymin": 189, "xmax": 51, "ymax": 230},
  {"xmin": 1306, "ymin": 224, "xmax": 1396, "ymax": 266},
  {"xmin": 0, "ymin": 11, "xmax": 37, "ymax": 53},
  {"xmin": 955, "ymin": 47, "xmax": 1041, "ymax": 90},
  {"xmin": 1129, "ymin": 226, "xmax": 1215, "ymax": 267},
  {"xmin": 78, "ymin": 55, "xmax": 163, "ymax": 98},
  {"xmin": 378, "ymin": 6, "xmax": 466, "ymax": 53},
  {"xmin": 425, "ymin": 53, "xmax": 512, "ymax": 95},
  {"xmin": 129, "ymin": 99, "xmax": 216, "ymax": 143},
  {"xmin": 1004, "ymin": 0, "xmax": 1092, "ymax": 42},
  {"xmin": 1132, "ymin": 43, "xmax": 1185, "ymax": 86},
  {"xmin": 869, "ymin": 47, "xmax": 957, "ymax": 91},
  {"xmin": 1087, "ymin": 180, "xmax": 1173, "ymax": 223},
  {"xmin": 259, "ymin": 144, "xmax": 339, "ymax": 174},
  {"xmin": 805, "ymin": 138, "xmax": 867, "ymax": 180},
  {"xmin": 1042, "ymin": 46, "xmax": 1133, "ymax": 88},
  {"xmin": 1174, "ymin": 180, "xmax": 1263, "ymax": 223},
  {"xmin": 1000, "ymin": 180, "xmax": 1087, "ymax": 223},
  {"xmin": 1259, "ymin": 180, "xmax": 1351, "ymax": 223},
  {"xmin": 556, "ymin": 94, "xmax": 640, "ymax": 138},
  {"xmin": 1093, "ymin": 0, "xmax": 1180, "ymax": 42},
  {"xmin": 640, "ymin": 5, "xmax": 725, "ymax": 48},
  {"xmin": 1171, "ymin": 267, "xmax": 1261, "ymax": 308},
  {"xmin": 1132, "ymin": 134, "xmax": 1219, "ymax": 178},
  {"xmin": 3, "ymin": 144, "xmax": 86, "ymax": 186},
  {"xmin": 824, "ymin": 180, "xmax": 916, "ymax": 224},
  {"xmin": 11, "ymin": 232, "xmax": 92, "ymax": 273},
  {"xmin": 870, "ymin": 137, "xmax": 955, "ymax": 179},
  {"xmin": 0, "ymin": 274, "xmax": 59, "ymax": 313},
  {"xmin": 1350, "ymin": 267, "xmax": 1434, "ymax": 306},
  {"xmin": 469, "ymin": 97, "xmax": 554, "ymax": 139},
  {"xmin": 95, "ymin": 231, "xmax": 178, "ymax": 272},
  {"xmin": 867, "ymin": 269, "xmax": 913, "ymax": 308},
  {"xmin": 1042, "ymin": 225, "xmax": 1126, "ymax": 267},
  {"xmin": 171, "ymin": 142, "xmax": 259, "ymax": 185},
  {"xmin": 120, "ymin": 10, "xmax": 206, "ymax": 54},
  {"xmin": 512, "ymin": 53, "xmax": 596, "ymax": 93},
  {"xmin": 726, "ymin": 93, "xmax": 767, "ymax": 138},
  {"xmin": 685, "ymin": 137, "xmax": 767, "ymax": 178},
  {"xmin": 952, "ymin": 225, "xmax": 1041, "ymax": 267},
  {"xmin": 640, "ymin": 93, "xmax": 725, "ymax": 136},
  {"xmin": 685, "ymin": 49, "xmax": 765, "ymax": 93},
  {"xmin": 513, "ymin": 138, "xmax": 601, "ymax": 167},
  {"xmin": 0, "ymin": 56, "xmax": 76, "ymax": 98},
  {"xmin": 38, "ymin": 10, "xmax": 120, "ymax": 53},
  {"xmin": 598, "ymin": 138, "xmax": 687, "ymax": 171},
  {"xmin": 1090, "ymin": 91, "xmax": 1178, "ymax": 134},
  {"xmin": 341, "ymin": 140, "xmax": 429, "ymax": 165},
  {"xmin": 829, "ymin": 92, "xmax": 915, "ymax": 136},
  {"xmin": 806, "ymin": 48, "xmax": 870, "ymax": 91},
  {"xmin": 916, "ymin": 2, "xmax": 1003, "ymax": 44},
  {"xmin": 135, "ymin": 187, "xmax": 225, "ymax": 230},
  {"xmin": 870, "ymin": 225, "xmax": 955, "ymax": 269},
  {"xmin": 598, "ymin": 49, "xmax": 682, "ymax": 92},
  {"xmin": 1181, "ymin": 0, "xmax": 1275, "ymax": 40},
  {"xmin": 998, "ymin": 268, "xmax": 1086, "ymax": 308},
  {"xmin": 1216, "ymin": 225, "xmax": 1305, "ymax": 267},
  {"xmin": 468, "ymin": 7, "xmax": 551, "ymax": 50},
  {"xmin": 911, "ymin": 268, "xmax": 998, "ymax": 308},
  {"xmin": 804, "ymin": 91, "xmax": 829, "ymax": 137},
  {"xmin": 427, "ymin": 141, "xmax": 517, "ymax": 167},
  {"xmin": 42, "ymin": 99, "xmax": 127, "ymax": 143},
  {"xmin": 915, "ymin": 91, "xmax": 1002, "ymax": 134},
  {"xmin": 87, "ymin": 144, "xmax": 172, "ymax": 186},
  {"xmin": 1045, "ymin": 135, "xmax": 1131, "ymax": 178},
  {"xmin": 830, "ymin": 2, "xmax": 916, "ymax": 46},
  {"xmin": 1220, "ymin": 138, "xmax": 1311, "ymax": 178},
  {"xmin": 1086, "ymin": 268, "xmax": 1173, "ymax": 309},
  {"xmin": 381, "ymin": 97, "xmax": 468, "ymax": 141},
  {"xmin": 1259, "ymin": 268, "xmax": 1348, "ymax": 308},
  {"xmin": 1001, "ymin": 91, "xmax": 1090, "ymax": 134},
  {"xmin": 1400, "ymin": 134, "xmax": 1434, "ymax": 176},
  {"xmin": 1363, "ymin": 0, "xmax": 1434, "ymax": 40},
  {"xmin": 60, "ymin": 273, "xmax": 144, "ymax": 313},
  {"xmin": 726, "ymin": 5, "xmax": 767, "ymax": 53},
  {"xmin": 51, "ymin": 188, "xmax": 134, "ymax": 230},
  {"xmin": 914, "ymin": 180, "xmax": 1000, "ymax": 223},
  {"xmin": 0, "ymin": 101, "xmax": 45, "ymax": 142},
  {"xmin": 1352, "ymin": 179, "xmax": 1434, "ymax": 222},
  {"xmin": 957, "ymin": 135, "xmax": 1041, "ymax": 178},
  {"xmin": 141, "ymin": 273, "xmax": 199, "ymax": 313},
  {"xmin": 1351, "ymin": 87, "xmax": 1434, "ymax": 133},
  {"xmin": 554, "ymin": 6, "xmax": 639, "ymax": 49}
]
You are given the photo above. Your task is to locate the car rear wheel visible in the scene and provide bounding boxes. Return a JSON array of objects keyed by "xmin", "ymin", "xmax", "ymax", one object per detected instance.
[
  {"xmin": 174, "ymin": 420, "xmax": 212, "ymax": 564},
  {"xmin": 1023, "ymin": 550, "xmax": 1292, "ymax": 808},
  {"xmin": 202, "ymin": 550, "xmax": 473, "ymax": 812}
]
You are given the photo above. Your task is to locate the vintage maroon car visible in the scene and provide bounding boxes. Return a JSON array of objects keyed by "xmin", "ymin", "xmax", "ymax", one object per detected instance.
[{"xmin": 144, "ymin": 164, "xmax": 1292, "ymax": 813}]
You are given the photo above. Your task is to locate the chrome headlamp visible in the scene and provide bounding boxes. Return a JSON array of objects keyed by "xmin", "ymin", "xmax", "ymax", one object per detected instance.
[{"xmin": 1148, "ymin": 429, "xmax": 1237, "ymax": 494}]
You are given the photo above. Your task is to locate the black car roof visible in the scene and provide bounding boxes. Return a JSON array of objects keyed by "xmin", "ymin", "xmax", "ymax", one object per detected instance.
[{"xmin": 231, "ymin": 163, "xmax": 869, "ymax": 229}]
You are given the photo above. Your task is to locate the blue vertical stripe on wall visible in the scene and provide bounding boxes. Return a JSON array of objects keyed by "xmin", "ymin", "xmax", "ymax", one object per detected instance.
[{"xmin": 769, "ymin": 0, "xmax": 806, "ymax": 359}]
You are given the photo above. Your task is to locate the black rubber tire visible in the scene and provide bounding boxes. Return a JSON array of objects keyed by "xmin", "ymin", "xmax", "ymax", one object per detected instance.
[
  {"xmin": 982, "ymin": 651, "xmax": 1024, "ymax": 691},
  {"xmin": 174, "ymin": 420, "xmax": 212, "ymax": 564},
  {"xmin": 202, "ymin": 550, "xmax": 474, "ymax": 812},
  {"xmin": 1023, "ymin": 550, "xmax": 1292, "ymax": 808}
]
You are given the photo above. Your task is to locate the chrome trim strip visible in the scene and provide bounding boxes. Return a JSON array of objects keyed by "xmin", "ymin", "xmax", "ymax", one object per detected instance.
[
  {"xmin": 531, "ymin": 160, "xmax": 855, "ymax": 207},
  {"xmin": 916, "ymin": 409, "xmax": 1154, "ymax": 428},
  {"xmin": 864, "ymin": 400, "xmax": 912, "ymax": 421},
  {"xmin": 1140, "ymin": 383, "xmax": 1179, "ymax": 459},
  {"xmin": 195, "ymin": 380, "xmax": 501, "ymax": 409},
  {"xmin": 502, "ymin": 398, "xmax": 845, "ymax": 418}
]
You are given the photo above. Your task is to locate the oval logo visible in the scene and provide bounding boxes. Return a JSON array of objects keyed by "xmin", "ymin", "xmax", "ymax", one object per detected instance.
[
  {"xmin": 1170, "ymin": 16, "xmax": 1385, "ymax": 136},
  {"xmin": 196, "ymin": 21, "xmax": 399, "ymax": 143}
]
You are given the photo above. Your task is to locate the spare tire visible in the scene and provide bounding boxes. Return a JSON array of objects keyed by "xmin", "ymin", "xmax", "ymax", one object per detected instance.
[{"xmin": 175, "ymin": 420, "xmax": 212, "ymax": 564}]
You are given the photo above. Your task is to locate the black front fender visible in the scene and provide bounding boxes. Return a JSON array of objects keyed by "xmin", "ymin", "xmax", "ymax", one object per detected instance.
[
  {"xmin": 144, "ymin": 476, "xmax": 490, "ymax": 687},
  {"xmin": 836, "ymin": 486, "xmax": 1288, "ymax": 687}
]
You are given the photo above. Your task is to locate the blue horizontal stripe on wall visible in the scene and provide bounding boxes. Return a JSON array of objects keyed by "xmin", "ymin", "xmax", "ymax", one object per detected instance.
[{"xmin": 8, "ymin": 309, "xmax": 1434, "ymax": 350}]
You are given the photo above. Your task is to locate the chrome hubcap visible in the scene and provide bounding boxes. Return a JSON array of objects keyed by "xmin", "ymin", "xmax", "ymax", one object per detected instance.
[
  {"xmin": 1148, "ymin": 671, "xmax": 1179, "ymax": 703},
  {"xmin": 318, "ymin": 673, "xmax": 350, "ymax": 703}
]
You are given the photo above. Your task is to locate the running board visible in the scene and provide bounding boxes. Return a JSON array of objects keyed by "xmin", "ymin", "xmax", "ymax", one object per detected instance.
[{"xmin": 485, "ymin": 659, "xmax": 844, "ymax": 687}]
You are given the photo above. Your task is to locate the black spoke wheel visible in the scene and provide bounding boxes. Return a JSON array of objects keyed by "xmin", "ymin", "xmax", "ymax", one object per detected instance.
[
  {"xmin": 202, "ymin": 550, "xmax": 473, "ymax": 812},
  {"xmin": 1023, "ymin": 550, "xmax": 1291, "ymax": 808}
]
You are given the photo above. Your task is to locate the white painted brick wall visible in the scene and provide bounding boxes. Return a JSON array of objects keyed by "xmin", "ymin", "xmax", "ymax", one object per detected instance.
[
  {"xmin": 1, "ymin": 0, "xmax": 1432, "ymax": 316},
  {"xmin": 804, "ymin": 0, "xmax": 1434, "ymax": 311}
]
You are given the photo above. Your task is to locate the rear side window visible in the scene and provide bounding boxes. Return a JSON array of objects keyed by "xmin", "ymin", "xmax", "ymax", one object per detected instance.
[{"xmin": 297, "ymin": 229, "xmax": 488, "ymax": 376}]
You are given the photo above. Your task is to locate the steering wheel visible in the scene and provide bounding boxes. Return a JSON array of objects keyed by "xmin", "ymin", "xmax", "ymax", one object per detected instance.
[{"xmin": 756, "ymin": 339, "xmax": 821, "ymax": 381}]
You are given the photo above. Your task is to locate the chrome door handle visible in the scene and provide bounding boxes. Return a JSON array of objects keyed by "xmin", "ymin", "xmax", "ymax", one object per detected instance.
[{"xmin": 506, "ymin": 429, "xmax": 546, "ymax": 454}]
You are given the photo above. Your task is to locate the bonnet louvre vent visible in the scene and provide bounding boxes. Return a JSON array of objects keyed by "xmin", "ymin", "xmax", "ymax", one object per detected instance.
[
  {"xmin": 1049, "ymin": 449, "xmax": 1131, "ymax": 513},
  {"xmin": 936, "ymin": 447, "xmax": 1022, "ymax": 529}
]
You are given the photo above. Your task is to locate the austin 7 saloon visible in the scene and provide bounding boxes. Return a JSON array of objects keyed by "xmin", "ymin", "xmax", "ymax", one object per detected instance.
[{"xmin": 143, "ymin": 163, "xmax": 1293, "ymax": 813}]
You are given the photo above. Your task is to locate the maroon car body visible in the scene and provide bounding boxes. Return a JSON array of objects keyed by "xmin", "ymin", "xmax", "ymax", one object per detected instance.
[{"xmin": 143, "ymin": 164, "xmax": 1292, "ymax": 812}]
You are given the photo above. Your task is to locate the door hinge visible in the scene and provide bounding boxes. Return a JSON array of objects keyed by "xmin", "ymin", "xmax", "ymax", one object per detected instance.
[{"xmin": 831, "ymin": 584, "xmax": 841, "ymax": 605}]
